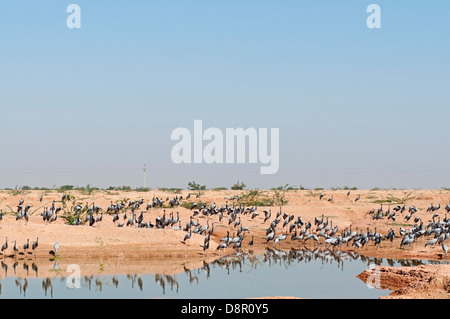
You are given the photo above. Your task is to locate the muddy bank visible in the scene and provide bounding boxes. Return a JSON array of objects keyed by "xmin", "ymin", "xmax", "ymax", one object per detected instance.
[{"xmin": 357, "ymin": 264, "xmax": 450, "ymax": 299}]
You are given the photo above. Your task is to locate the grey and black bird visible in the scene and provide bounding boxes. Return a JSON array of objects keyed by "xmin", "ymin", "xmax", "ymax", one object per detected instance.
[
  {"xmin": 1, "ymin": 237, "xmax": 8, "ymax": 256},
  {"xmin": 32, "ymin": 237, "xmax": 39, "ymax": 254},
  {"xmin": 23, "ymin": 239, "xmax": 29, "ymax": 254},
  {"xmin": 13, "ymin": 240, "xmax": 19, "ymax": 256},
  {"xmin": 183, "ymin": 229, "xmax": 192, "ymax": 243}
]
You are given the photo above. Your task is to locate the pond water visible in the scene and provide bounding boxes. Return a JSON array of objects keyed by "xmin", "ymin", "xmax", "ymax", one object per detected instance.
[{"xmin": 0, "ymin": 248, "xmax": 444, "ymax": 299}]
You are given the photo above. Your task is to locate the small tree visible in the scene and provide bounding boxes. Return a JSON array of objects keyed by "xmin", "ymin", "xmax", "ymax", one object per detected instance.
[
  {"xmin": 187, "ymin": 181, "xmax": 206, "ymax": 191},
  {"xmin": 59, "ymin": 185, "xmax": 74, "ymax": 191},
  {"xmin": 231, "ymin": 181, "xmax": 246, "ymax": 190}
]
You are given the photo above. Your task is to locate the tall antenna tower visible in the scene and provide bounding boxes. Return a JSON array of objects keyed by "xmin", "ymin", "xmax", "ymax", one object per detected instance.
[{"xmin": 143, "ymin": 164, "xmax": 147, "ymax": 188}]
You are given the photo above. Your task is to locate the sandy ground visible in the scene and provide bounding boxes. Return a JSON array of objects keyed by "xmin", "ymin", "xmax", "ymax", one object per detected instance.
[{"xmin": 0, "ymin": 188, "xmax": 449, "ymax": 298}]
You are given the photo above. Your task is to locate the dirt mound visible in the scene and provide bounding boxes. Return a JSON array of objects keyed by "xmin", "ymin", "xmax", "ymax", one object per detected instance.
[{"xmin": 357, "ymin": 264, "xmax": 450, "ymax": 299}]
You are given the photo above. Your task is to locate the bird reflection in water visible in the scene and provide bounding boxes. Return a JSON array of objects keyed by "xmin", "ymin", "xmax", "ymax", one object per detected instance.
[{"xmin": 0, "ymin": 249, "xmax": 445, "ymax": 298}]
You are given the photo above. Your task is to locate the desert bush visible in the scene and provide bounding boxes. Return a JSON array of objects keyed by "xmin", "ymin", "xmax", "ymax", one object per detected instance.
[
  {"xmin": 187, "ymin": 181, "xmax": 206, "ymax": 191},
  {"xmin": 158, "ymin": 187, "xmax": 183, "ymax": 194},
  {"xmin": 231, "ymin": 181, "xmax": 246, "ymax": 190},
  {"xmin": 240, "ymin": 189, "xmax": 288, "ymax": 206}
]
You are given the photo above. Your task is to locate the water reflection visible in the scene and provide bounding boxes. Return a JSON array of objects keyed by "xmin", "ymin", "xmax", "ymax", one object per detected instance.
[
  {"xmin": 0, "ymin": 248, "xmax": 445, "ymax": 298},
  {"xmin": 42, "ymin": 277, "xmax": 52, "ymax": 297},
  {"xmin": 258, "ymin": 247, "xmax": 444, "ymax": 269},
  {"xmin": 2, "ymin": 260, "xmax": 40, "ymax": 279}
]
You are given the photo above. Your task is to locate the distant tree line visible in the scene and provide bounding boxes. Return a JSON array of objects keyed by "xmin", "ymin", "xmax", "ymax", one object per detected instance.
[{"xmin": 2, "ymin": 183, "xmax": 369, "ymax": 192}]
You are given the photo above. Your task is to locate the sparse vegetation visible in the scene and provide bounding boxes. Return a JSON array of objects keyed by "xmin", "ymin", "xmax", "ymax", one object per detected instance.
[
  {"xmin": 187, "ymin": 181, "xmax": 206, "ymax": 191},
  {"xmin": 58, "ymin": 185, "xmax": 75, "ymax": 192},
  {"xmin": 390, "ymin": 222, "xmax": 414, "ymax": 227},
  {"xmin": 331, "ymin": 186, "xmax": 358, "ymax": 190},
  {"xmin": 240, "ymin": 190, "xmax": 272, "ymax": 206},
  {"xmin": 231, "ymin": 181, "xmax": 246, "ymax": 190},
  {"xmin": 271, "ymin": 184, "xmax": 298, "ymax": 191},
  {"xmin": 7, "ymin": 189, "xmax": 30, "ymax": 196},
  {"xmin": 371, "ymin": 191, "xmax": 417, "ymax": 204},
  {"xmin": 180, "ymin": 201, "xmax": 209, "ymax": 210},
  {"xmin": 158, "ymin": 187, "xmax": 183, "ymax": 194},
  {"xmin": 59, "ymin": 199, "xmax": 82, "ymax": 225},
  {"xmin": 271, "ymin": 189, "xmax": 288, "ymax": 206},
  {"xmin": 305, "ymin": 190, "xmax": 316, "ymax": 198},
  {"xmin": 107, "ymin": 186, "xmax": 132, "ymax": 191},
  {"xmin": 77, "ymin": 184, "xmax": 99, "ymax": 195},
  {"xmin": 239, "ymin": 189, "xmax": 288, "ymax": 206}
]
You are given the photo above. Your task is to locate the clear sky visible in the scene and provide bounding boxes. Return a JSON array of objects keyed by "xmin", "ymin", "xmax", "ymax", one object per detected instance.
[{"xmin": 0, "ymin": 1, "xmax": 449, "ymax": 190}]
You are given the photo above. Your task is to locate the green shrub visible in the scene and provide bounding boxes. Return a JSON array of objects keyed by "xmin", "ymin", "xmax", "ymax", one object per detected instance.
[
  {"xmin": 231, "ymin": 181, "xmax": 246, "ymax": 190},
  {"xmin": 187, "ymin": 181, "xmax": 206, "ymax": 191}
]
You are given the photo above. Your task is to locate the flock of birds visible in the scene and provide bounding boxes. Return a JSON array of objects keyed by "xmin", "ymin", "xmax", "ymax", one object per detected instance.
[
  {"xmin": 0, "ymin": 197, "xmax": 40, "ymax": 258},
  {"xmin": 1, "ymin": 235, "xmax": 39, "ymax": 259},
  {"xmin": 0, "ymin": 192, "xmax": 449, "ymax": 261}
]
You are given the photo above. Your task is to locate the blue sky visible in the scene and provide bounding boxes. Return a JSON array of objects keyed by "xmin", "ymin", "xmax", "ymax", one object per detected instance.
[{"xmin": 0, "ymin": 1, "xmax": 449, "ymax": 189}]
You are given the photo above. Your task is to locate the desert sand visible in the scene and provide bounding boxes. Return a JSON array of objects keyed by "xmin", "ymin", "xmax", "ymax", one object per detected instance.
[{"xmin": 0, "ymin": 188, "xmax": 449, "ymax": 298}]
